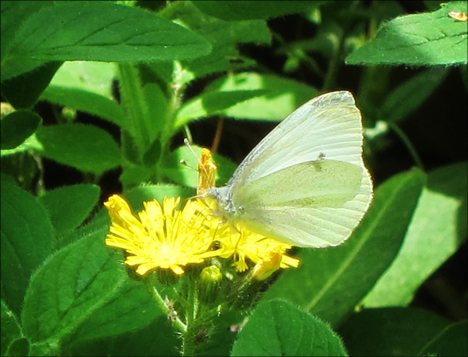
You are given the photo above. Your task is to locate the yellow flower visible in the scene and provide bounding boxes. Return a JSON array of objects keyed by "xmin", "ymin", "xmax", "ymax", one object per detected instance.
[
  {"xmin": 218, "ymin": 228, "xmax": 300, "ymax": 273},
  {"xmin": 104, "ymin": 195, "xmax": 227, "ymax": 276}
]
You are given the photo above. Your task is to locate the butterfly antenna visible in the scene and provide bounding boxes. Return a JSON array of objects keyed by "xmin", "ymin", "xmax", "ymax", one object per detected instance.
[{"xmin": 184, "ymin": 138, "xmax": 197, "ymax": 157}]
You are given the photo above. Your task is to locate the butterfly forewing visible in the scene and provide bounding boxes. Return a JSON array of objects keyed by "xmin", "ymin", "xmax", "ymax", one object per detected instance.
[{"xmin": 228, "ymin": 91, "xmax": 364, "ymax": 192}]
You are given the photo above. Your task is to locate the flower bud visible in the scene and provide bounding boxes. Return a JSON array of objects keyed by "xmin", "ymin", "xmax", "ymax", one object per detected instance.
[{"xmin": 197, "ymin": 266, "xmax": 223, "ymax": 303}]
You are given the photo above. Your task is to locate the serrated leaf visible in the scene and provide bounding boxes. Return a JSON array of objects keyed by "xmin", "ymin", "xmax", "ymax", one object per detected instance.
[
  {"xmin": 33, "ymin": 123, "xmax": 121, "ymax": 174},
  {"xmin": 1, "ymin": 179, "xmax": 54, "ymax": 317},
  {"xmin": 231, "ymin": 299, "xmax": 347, "ymax": 356},
  {"xmin": 1, "ymin": 110, "xmax": 42, "ymax": 150},
  {"xmin": 38, "ymin": 184, "xmax": 100, "ymax": 236},
  {"xmin": 263, "ymin": 169, "xmax": 426, "ymax": 326},
  {"xmin": 338, "ymin": 307, "xmax": 451, "ymax": 357},
  {"xmin": 21, "ymin": 230, "xmax": 159, "ymax": 344},
  {"xmin": 2, "ymin": 2, "xmax": 211, "ymax": 80},
  {"xmin": 346, "ymin": 1, "xmax": 468, "ymax": 66},
  {"xmin": 363, "ymin": 162, "xmax": 467, "ymax": 307}
]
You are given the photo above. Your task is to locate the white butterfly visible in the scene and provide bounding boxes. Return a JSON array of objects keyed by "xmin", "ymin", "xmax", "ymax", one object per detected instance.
[{"xmin": 207, "ymin": 91, "xmax": 373, "ymax": 248}]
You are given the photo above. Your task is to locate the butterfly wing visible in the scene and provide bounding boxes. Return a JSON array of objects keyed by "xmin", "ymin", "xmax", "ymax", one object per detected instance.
[{"xmin": 211, "ymin": 91, "xmax": 373, "ymax": 247}]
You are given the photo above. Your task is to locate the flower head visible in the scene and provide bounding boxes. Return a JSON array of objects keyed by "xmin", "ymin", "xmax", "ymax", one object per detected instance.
[{"xmin": 104, "ymin": 195, "xmax": 226, "ymax": 276}]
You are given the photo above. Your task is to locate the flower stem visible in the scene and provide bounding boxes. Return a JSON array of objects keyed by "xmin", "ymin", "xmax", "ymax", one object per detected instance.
[
  {"xmin": 146, "ymin": 283, "xmax": 187, "ymax": 333},
  {"xmin": 181, "ymin": 278, "xmax": 199, "ymax": 356}
]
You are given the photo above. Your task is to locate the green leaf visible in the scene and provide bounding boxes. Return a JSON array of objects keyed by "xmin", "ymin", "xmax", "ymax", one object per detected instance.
[
  {"xmin": 205, "ymin": 72, "xmax": 319, "ymax": 121},
  {"xmin": 34, "ymin": 123, "xmax": 121, "ymax": 174},
  {"xmin": 263, "ymin": 169, "xmax": 426, "ymax": 326},
  {"xmin": 0, "ymin": 1, "xmax": 53, "ymax": 61},
  {"xmin": 21, "ymin": 230, "xmax": 160, "ymax": 344},
  {"xmin": 116, "ymin": 64, "xmax": 168, "ymax": 156},
  {"xmin": 67, "ymin": 316, "xmax": 179, "ymax": 357},
  {"xmin": 119, "ymin": 64, "xmax": 170, "ymax": 149},
  {"xmin": 119, "ymin": 165, "xmax": 153, "ymax": 186},
  {"xmin": 174, "ymin": 90, "xmax": 267, "ymax": 130},
  {"xmin": 0, "ymin": 1, "xmax": 53, "ymax": 81},
  {"xmin": 338, "ymin": 307, "xmax": 452, "ymax": 357},
  {"xmin": 6, "ymin": 338, "xmax": 30, "ymax": 357},
  {"xmin": 1, "ymin": 62, "xmax": 62, "ymax": 109},
  {"xmin": 71, "ymin": 278, "xmax": 162, "ymax": 343},
  {"xmin": 1, "ymin": 110, "xmax": 42, "ymax": 150},
  {"xmin": 142, "ymin": 138, "xmax": 162, "ymax": 167},
  {"xmin": 231, "ymin": 299, "xmax": 347, "ymax": 356},
  {"xmin": 346, "ymin": 1, "xmax": 468, "ymax": 66},
  {"xmin": 40, "ymin": 86, "xmax": 127, "ymax": 130},
  {"xmin": 1, "ymin": 179, "xmax": 54, "ymax": 318},
  {"xmin": 163, "ymin": 1, "xmax": 270, "ymax": 79},
  {"xmin": 193, "ymin": 1, "xmax": 325, "ymax": 21},
  {"xmin": 38, "ymin": 184, "xmax": 100, "ymax": 236},
  {"xmin": 363, "ymin": 162, "xmax": 467, "ymax": 307},
  {"xmin": 2, "ymin": 2, "xmax": 211, "ymax": 80},
  {"xmin": 1, "ymin": 300, "xmax": 24, "ymax": 356},
  {"xmin": 47, "ymin": 61, "xmax": 116, "ymax": 98},
  {"xmin": 380, "ymin": 67, "xmax": 448, "ymax": 123},
  {"xmin": 1, "ymin": 133, "xmax": 42, "ymax": 157},
  {"xmin": 419, "ymin": 321, "xmax": 468, "ymax": 357},
  {"xmin": 162, "ymin": 146, "xmax": 237, "ymax": 189},
  {"xmin": 141, "ymin": 81, "xmax": 169, "ymax": 143},
  {"xmin": 57, "ymin": 208, "xmax": 110, "ymax": 251}
]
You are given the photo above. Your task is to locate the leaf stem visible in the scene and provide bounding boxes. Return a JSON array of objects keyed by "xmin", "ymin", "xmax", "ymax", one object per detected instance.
[{"xmin": 387, "ymin": 121, "xmax": 425, "ymax": 171}]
